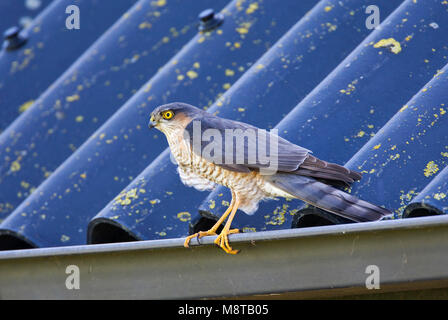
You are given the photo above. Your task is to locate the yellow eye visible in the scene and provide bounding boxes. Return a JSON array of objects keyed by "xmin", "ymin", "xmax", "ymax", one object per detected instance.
[{"xmin": 162, "ymin": 110, "xmax": 174, "ymax": 120}]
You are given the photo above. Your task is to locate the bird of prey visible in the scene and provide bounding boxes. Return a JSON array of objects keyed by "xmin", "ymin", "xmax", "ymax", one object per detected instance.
[{"xmin": 149, "ymin": 102, "xmax": 391, "ymax": 254}]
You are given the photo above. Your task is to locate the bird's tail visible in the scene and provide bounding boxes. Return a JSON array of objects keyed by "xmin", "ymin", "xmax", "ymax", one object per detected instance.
[{"xmin": 266, "ymin": 173, "xmax": 392, "ymax": 222}]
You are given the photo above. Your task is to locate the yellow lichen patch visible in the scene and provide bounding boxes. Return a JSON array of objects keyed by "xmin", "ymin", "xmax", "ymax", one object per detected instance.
[
  {"xmin": 326, "ymin": 22, "xmax": 337, "ymax": 32},
  {"xmin": 405, "ymin": 35, "xmax": 413, "ymax": 41},
  {"xmin": 21, "ymin": 181, "xmax": 30, "ymax": 189},
  {"xmin": 75, "ymin": 115, "xmax": 84, "ymax": 122},
  {"xmin": 236, "ymin": 22, "xmax": 251, "ymax": 35},
  {"xmin": 66, "ymin": 94, "xmax": 80, "ymax": 102},
  {"xmin": 356, "ymin": 130, "xmax": 366, "ymax": 138},
  {"xmin": 238, "ymin": 107, "xmax": 245, "ymax": 112},
  {"xmin": 193, "ymin": 62, "xmax": 200, "ymax": 69},
  {"xmin": 152, "ymin": 0, "xmax": 166, "ymax": 7},
  {"xmin": 389, "ymin": 153, "xmax": 400, "ymax": 160},
  {"xmin": 399, "ymin": 104, "xmax": 409, "ymax": 112},
  {"xmin": 340, "ymin": 79, "xmax": 358, "ymax": 95},
  {"xmin": 115, "ymin": 188, "xmax": 139, "ymax": 206},
  {"xmin": 242, "ymin": 227, "xmax": 256, "ymax": 232},
  {"xmin": 246, "ymin": 2, "xmax": 258, "ymax": 14},
  {"xmin": 434, "ymin": 193, "xmax": 446, "ymax": 201},
  {"xmin": 209, "ymin": 199, "xmax": 216, "ymax": 209},
  {"xmin": 236, "ymin": 27, "xmax": 249, "ymax": 34},
  {"xmin": 177, "ymin": 74, "xmax": 184, "ymax": 81},
  {"xmin": 225, "ymin": 69, "xmax": 235, "ymax": 76},
  {"xmin": 144, "ymin": 83, "xmax": 152, "ymax": 93},
  {"xmin": 266, "ymin": 204, "xmax": 288, "ymax": 226},
  {"xmin": 441, "ymin": 152, "xmax": 448, "ymax": 158},
  {"xmin": 177, "ymin": 211, "xmax": 191, "ymax": 222},
  {"xmin": 373, "ymin": 143, "xmax": 382, "ymax": 150},
  {"xmin": 373, "ymin": 38, "xmax": 402, "ymax": 54},
  {"xmin": 423, "ymin": 161, "xmax": 439, "ymax": 177},
  {"xmin": 60, "ymin": 235, "xmax": 70, "ymax": 242},
  {"xmin": 186, "ymin": 70, "xmax": 198, "ymax": 79},
  {"xmin": 234, "ymin": 42, "xmax": 241, "ymax": 48},
  {"xmin": 18, "ymin": 100, "xmax": 34, "ymax": 113},
  {"xmin": 324, "ymin": 5, "xmax": 333, "ymax": 12},
  {"xmin": 139, "ymin": 21, "xmax": 152, "ymax": 29},
  {"xmin": 150, "ymin": 199, "xmax": 160, "ymax": 205},
  {"xmin": 197, "ymin": 36, "xmax": 205, "ymax": 43},
  {"xmin": 80, "ymin": 173, "xmax": 87, "ymax": 179},
  {"xmin": 222, "ymin": 83, "xmax": 231, "ymax": 90},
  {"xmin": 433, "ymin": 69, "xmax": 444, "ymax": 79},
  {"xmin": 10, "ymin": 161, "xmax": 21, "ymax": 172}
]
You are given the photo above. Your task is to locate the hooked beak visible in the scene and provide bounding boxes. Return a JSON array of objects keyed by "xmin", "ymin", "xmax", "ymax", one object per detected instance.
[{"xmin": 148, "ymin": 115, "xmax": 157, "ymax": 129}]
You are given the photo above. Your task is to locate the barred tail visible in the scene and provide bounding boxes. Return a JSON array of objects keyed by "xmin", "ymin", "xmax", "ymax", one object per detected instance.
[{"xmin": 266, "ymin": 173, "xmax": 392, "ymax": 222}]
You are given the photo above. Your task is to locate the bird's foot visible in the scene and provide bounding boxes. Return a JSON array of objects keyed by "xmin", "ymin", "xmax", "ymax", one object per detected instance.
[
  {"xmin": 184, "ymin": 229, "xmax": 219, "ymax": 248},
  {"xmin": 214, "ymin": 229, "xmax": 240, "ymax": 254}
]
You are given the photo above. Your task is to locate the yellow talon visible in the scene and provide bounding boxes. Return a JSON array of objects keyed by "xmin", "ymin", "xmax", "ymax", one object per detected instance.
[
  {"xmin": 184, "ymin": 192, "xmax": 241, "ymax": 255},
  {"xmin": 184, "ymin": 229, "xmax": 217, "ymax": 248},
  {"xmin": 214, "ymin": 229, "xmax": 240, "ymax": 254}
]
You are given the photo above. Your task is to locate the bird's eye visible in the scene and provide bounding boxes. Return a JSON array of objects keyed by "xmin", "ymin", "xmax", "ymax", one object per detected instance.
[{"xmin": 162, "ymin": 110, "xmax": 174, "ymax": 120}]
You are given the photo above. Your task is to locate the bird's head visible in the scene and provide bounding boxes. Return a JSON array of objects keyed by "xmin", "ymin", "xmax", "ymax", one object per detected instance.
[{"xmin": 149, "ymin": 102, "xmax": 204, "ymax": 134}]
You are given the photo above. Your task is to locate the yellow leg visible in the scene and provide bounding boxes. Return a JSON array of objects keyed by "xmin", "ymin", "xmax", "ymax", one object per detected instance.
[
  {"xmin": 184, "ymin": 191, "xmax": 239, "ymax": 248},
  {"xmin": 214, "ymin": 197, "xmax": 241, "ymax": 254}
]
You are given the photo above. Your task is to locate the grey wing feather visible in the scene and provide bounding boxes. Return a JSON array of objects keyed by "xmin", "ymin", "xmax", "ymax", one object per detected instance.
[
  {"xmin": 183, "ymin": 114, "xmax": 311, "ymax": 173},
  {"xmin": 266, "ymin": 173, "xmax": 392, "ymax": 222}
]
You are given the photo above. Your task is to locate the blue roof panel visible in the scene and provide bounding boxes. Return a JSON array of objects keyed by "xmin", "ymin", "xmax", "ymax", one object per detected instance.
[
  {"xmin": 0, "ymin": 0, "xmax": 53, "ymax": 32},
  {"xmin": 0, "ymin": 0, "xmax": 446, "ymax": 251},
  {"xmin": 198, "ymin": 0, "xmax": 448, "ymax": 231},
  {"xmin": 0, "ymin": 0, "xmax": 228, "ymax": 220},
  {"xmin": 0, "ymin": 0, "xmax": 319, "ymax": 248},
  {"xmin": 404, "ymin": 165, "xmax": 448, "ymax": 217},
  {"xmin": 0, "ymin": 0, "xmax": 138, "ymax": 131},
  {"xmin": 88, "ymin": 0, "xmax": 403, "ymax": 242}
]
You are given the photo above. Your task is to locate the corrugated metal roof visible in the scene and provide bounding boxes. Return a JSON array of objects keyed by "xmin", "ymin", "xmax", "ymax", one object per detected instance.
[
  {"xmin": 0, "ymin": 0, "xmax": 447, "ymax": 297},
  {"xmin": 0, "ymin": 0, "xmax": 138, "ymax": 132},
  {"xmin": 0, "ymin": 0, "xmax": 52, "ymax": 33}
]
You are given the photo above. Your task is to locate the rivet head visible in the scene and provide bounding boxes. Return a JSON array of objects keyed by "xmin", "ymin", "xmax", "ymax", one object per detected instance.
[
  {"xmin": 2, "ymin": 26, "xmax": 28, "ymax": 51},
  {"xmin": 3, "ymin": 26, "xmax": 20, "ymax": 40},
  {"xmin": 198, "ymin": 8, "xmax": 224, "ymax": 32}
]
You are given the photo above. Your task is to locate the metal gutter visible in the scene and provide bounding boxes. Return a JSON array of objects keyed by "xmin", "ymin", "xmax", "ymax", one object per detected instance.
[{"xmin": 1, "ymin": 215, "xmax": 448, "ymax": 299}]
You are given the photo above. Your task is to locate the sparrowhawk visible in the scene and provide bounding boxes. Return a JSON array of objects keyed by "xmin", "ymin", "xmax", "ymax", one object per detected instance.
[{"xmin": 149, "ymin": 102, "xmax": 391, "ymax": 254}]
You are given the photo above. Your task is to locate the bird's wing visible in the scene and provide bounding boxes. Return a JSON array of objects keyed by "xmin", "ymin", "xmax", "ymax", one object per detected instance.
[{"xmin": 183, "ymin": 114, "xmax": 311, "ymax": 173}]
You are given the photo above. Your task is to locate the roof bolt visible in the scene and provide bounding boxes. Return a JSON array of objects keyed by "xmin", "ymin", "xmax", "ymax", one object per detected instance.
[
  {"xmin": 198, "ymin": 8, "xmax": 224, "ymax": 32},
  {"xmin": 2, "ymin": 26, "xmax": 28, "ymax": 51}
]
